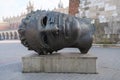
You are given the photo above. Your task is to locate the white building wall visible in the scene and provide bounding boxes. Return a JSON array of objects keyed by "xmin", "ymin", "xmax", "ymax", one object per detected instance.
[{"xmin": 79, "ymin": 0, "xmax": 120, "ymax": 35}]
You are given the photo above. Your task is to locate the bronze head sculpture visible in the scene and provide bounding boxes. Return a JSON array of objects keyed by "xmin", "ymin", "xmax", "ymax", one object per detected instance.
[{"xmin": 18, "ymin": 10, "xmax": 95, "ymax": 55}]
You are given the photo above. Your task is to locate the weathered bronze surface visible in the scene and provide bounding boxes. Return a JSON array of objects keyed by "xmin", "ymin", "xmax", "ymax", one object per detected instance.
[{"xmin": 18, "ymin": 10, "xmax": 95, "ymax": 55}]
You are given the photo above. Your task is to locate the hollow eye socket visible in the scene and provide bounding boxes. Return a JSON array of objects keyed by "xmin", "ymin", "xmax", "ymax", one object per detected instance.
[{"xmin": 41, "ymin": 16, "xmax": 47, "ymax": 27}]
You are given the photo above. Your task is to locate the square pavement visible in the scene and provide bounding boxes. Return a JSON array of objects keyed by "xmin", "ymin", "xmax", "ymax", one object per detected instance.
[{"xmin": 0, "ymin": 42, "xmax": 120, "ymax": 80}]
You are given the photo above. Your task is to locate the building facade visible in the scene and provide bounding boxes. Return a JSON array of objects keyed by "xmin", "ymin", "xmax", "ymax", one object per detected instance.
[
  {"xmin": 78, "ymin": 0, "xmax": 119, "ymax": 20},
  {"xmin": 53, "ymin": 0, "xmax": 69, "ymax": 14},
  {"xmin": 0, "ymin": 1, "xmax": 34, "ymax": 40},
  {"xmin": 77, "ymin": 0, "xmax": 120, "ymax": 43},
  {"xmin": 0, "ymin": 0, "xmax": 68, "ymax": 40}
]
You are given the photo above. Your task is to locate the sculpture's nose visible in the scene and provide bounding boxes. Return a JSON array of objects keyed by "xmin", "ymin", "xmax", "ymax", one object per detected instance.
[
  {"xmin": 45, "ymin": 16, "xmax": 59, "ymax": 31},
  {"xmin": 45, "ymin": 25, "xmax": 59, "ymax": 32}
]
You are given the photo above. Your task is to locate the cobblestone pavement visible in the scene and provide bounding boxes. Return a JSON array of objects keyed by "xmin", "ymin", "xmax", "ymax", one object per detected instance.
[{"xmin": 0, "ymin": 41, "xmax": 120, "ymax": 80}]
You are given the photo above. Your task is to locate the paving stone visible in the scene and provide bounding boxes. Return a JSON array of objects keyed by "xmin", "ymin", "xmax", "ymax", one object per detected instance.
[{"xmin": 0, "ymin": 43, "xmax": 120, "ymax": 80}]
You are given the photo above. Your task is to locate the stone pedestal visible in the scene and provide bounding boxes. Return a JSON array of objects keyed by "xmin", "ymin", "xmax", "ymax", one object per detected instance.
[{"xmin": 22, "ymin": 52, "xmax": 97, "ymax": 73}]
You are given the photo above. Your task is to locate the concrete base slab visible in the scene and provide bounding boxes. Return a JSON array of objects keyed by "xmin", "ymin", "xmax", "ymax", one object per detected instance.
[{"xmin": 22, "ymin": 52, "xmax": 97, "ymax": 73}]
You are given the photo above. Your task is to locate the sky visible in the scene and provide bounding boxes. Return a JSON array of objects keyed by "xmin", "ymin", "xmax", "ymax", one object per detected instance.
[{"xmin": 0, "ymin": 0, "xmax": 69, "ymax": 21}]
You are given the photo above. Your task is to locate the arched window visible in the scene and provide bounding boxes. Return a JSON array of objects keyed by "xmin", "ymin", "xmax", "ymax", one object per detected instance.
[
  {"xmin": 10, "ymin": 32, "xmax": 13, "ymax": 39},
  {"xmin": 2, "ymin": 33, "xmax": 5, "ymax": 40},
  {"xmin": 14, "ymin": 31, "xmax": 18, "ymax": 39},
  {"xmin": 6, "ymin": 32, "xmax": 9, "ymax": 40},
  {"xmin": 0, "ymin": 34, "xmax": 1, "ymax": 40}
]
